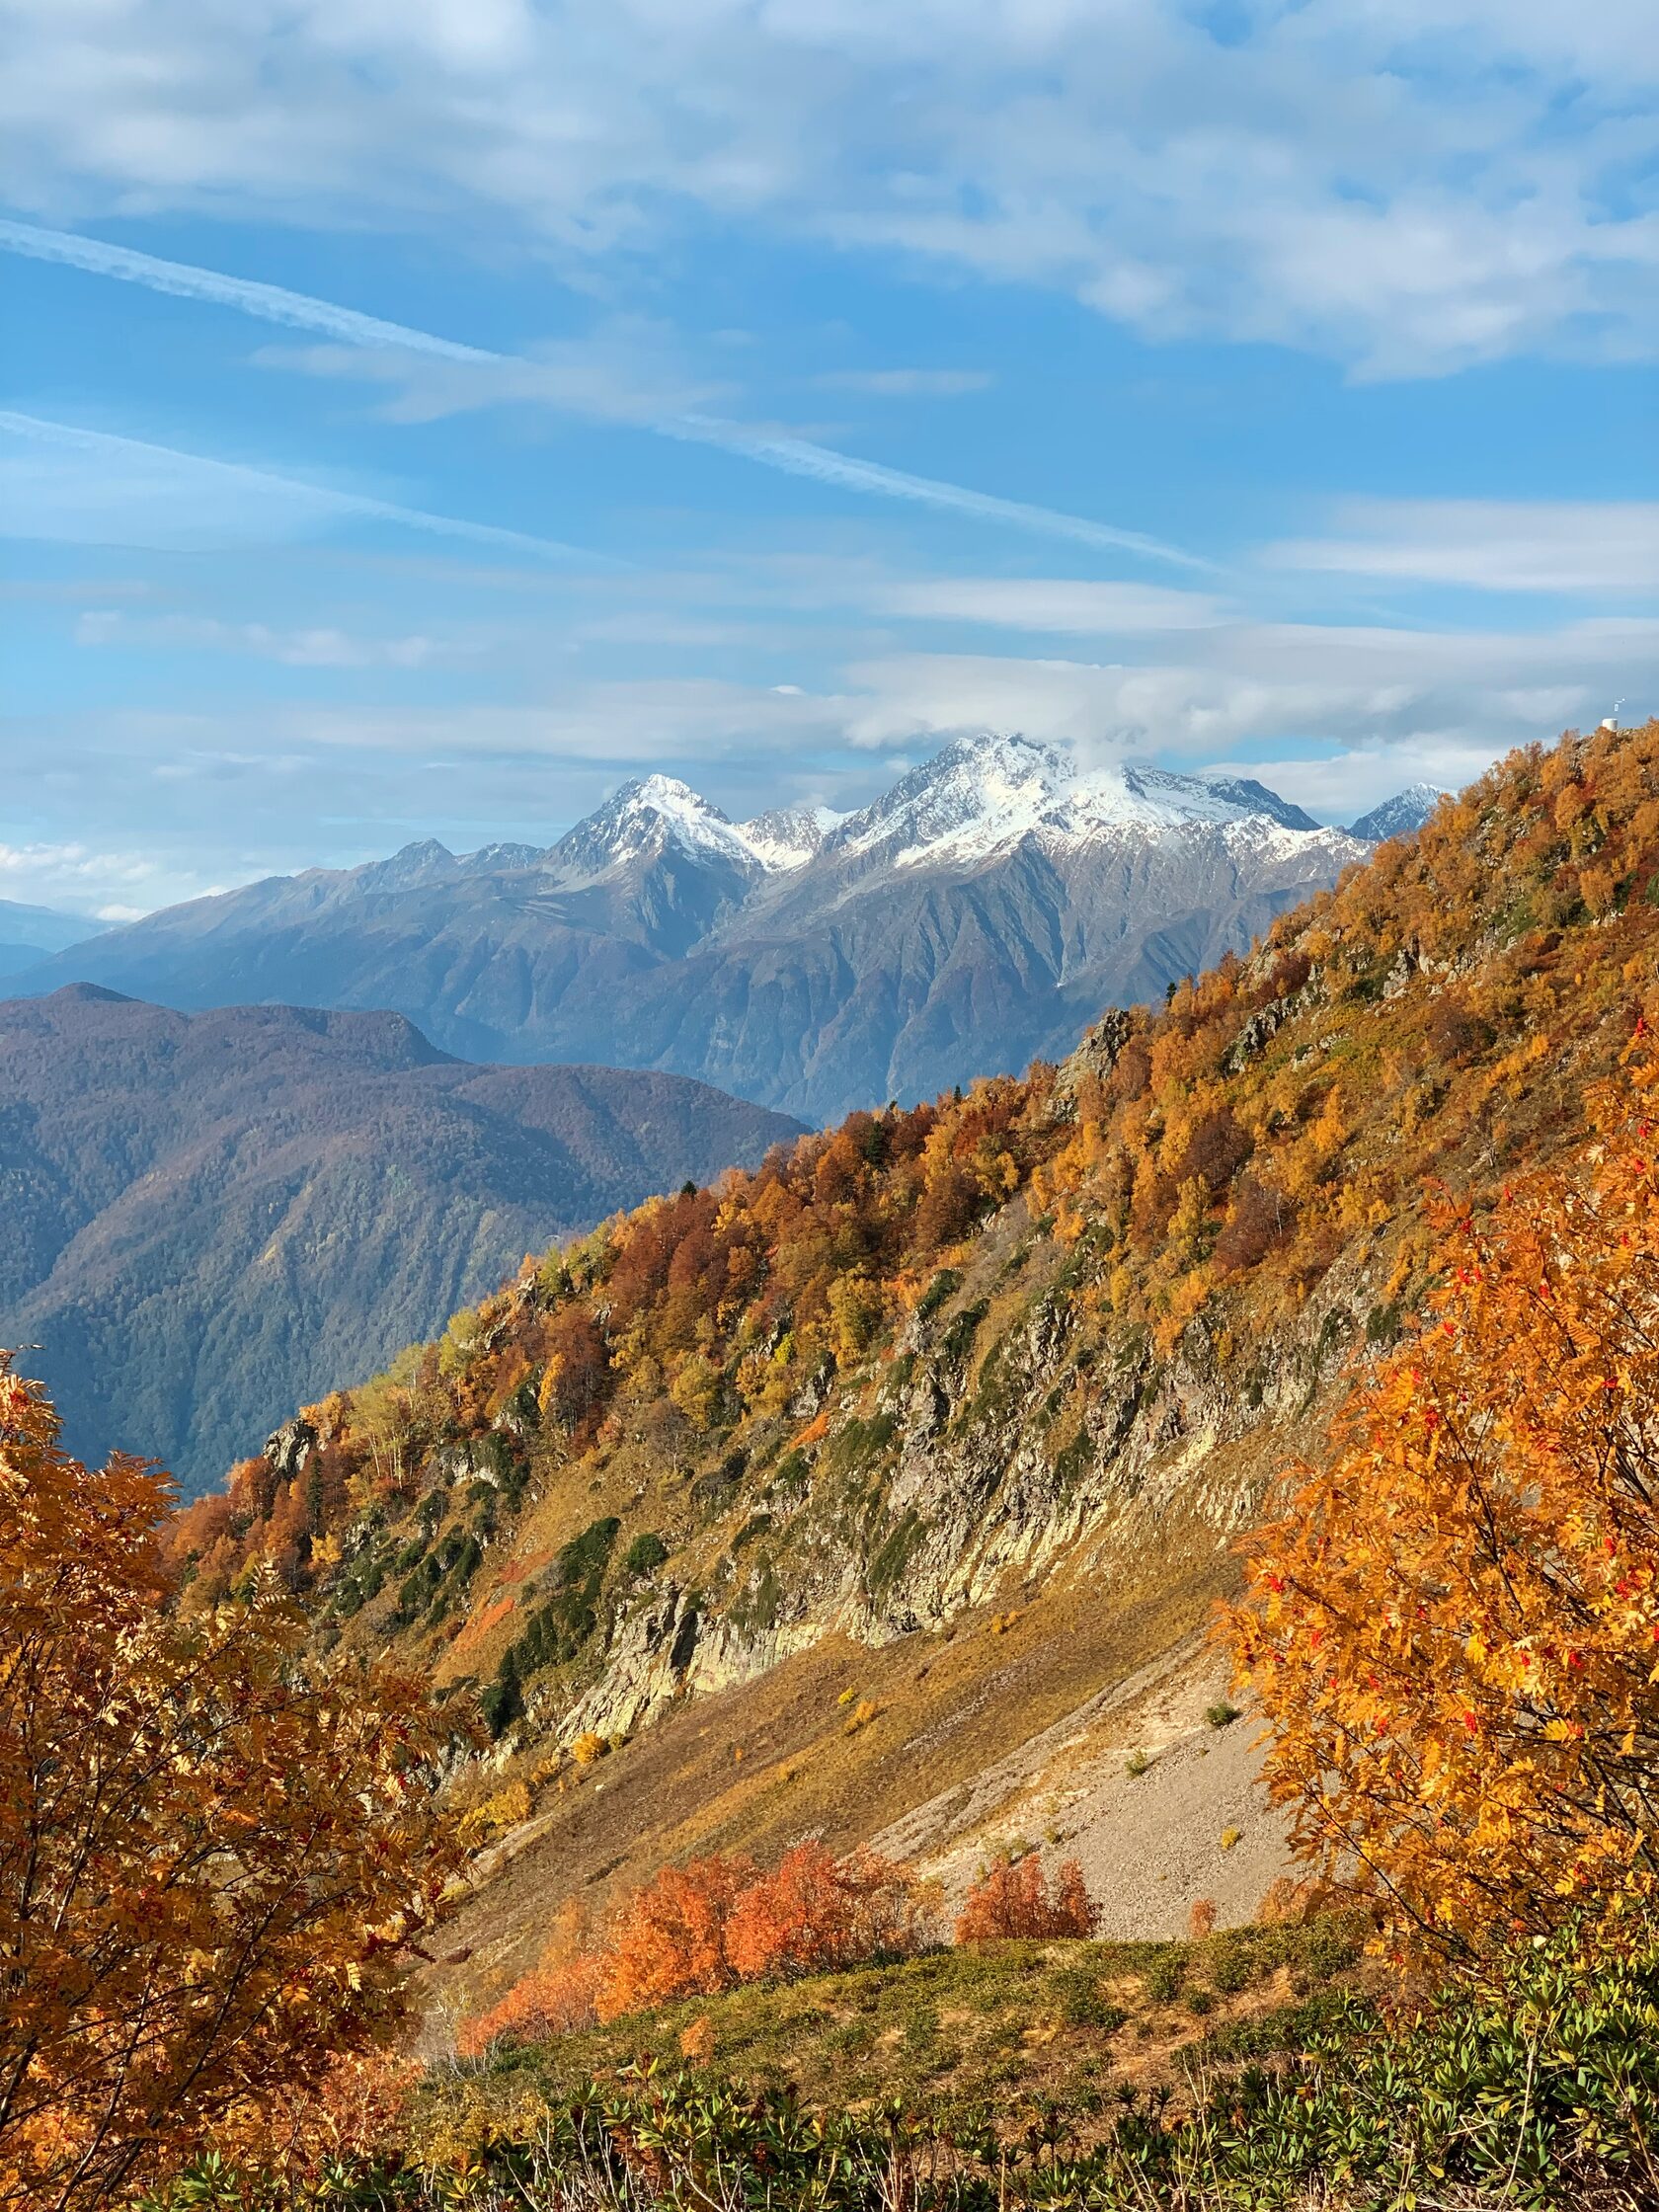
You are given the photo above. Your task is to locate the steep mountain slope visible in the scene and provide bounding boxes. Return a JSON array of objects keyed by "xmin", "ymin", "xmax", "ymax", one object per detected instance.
[
  {"xmin": 1, "ymin": 988, "xmax": 802, "ymax": 1494},
  {"xmin": 169, "ymin": 719, "xmax": 1659, "ymax": 2029},
  {"xmin": 19, "ymin": 736, "xmax": 1371, "ymax": 1121}
]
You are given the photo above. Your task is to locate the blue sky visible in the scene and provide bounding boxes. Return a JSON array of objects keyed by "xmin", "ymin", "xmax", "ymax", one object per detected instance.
[{"xmin": 2, "ymin": 0, "xmax": 1655, "ymax": 917}]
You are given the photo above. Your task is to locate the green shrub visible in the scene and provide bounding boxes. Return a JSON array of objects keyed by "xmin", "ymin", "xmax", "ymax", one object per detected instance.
[
  {"xmin": 1054, "ymin": 1967, "xmax": 1127, "ymax": 2031},
  {"xmin": 1141, "ymin": 1948, "xmax": 1184, "ymax": 2002},
  {"xmin": 623, "ymin": 1531, "xmax": 670, "ymax": 1578},
  {"xmin": 914, "ymin": 1267, "xmax": 963, "ymax": 1324}
]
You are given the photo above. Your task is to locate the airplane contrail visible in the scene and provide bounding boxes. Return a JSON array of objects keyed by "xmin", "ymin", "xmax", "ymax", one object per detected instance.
[
  {"xmin": 668, "ymin": 417, "xmax": 1194, "ymax": 564},
  {"xmin": 0, "ymin": 410, "xmax": 607, "ymax": 563},
  {"xmin": 0, "ymin": 217, "xmax": 1205, "ymax": 570},
  {"xmin": 0, "ymin": 217, "xmax": 493, "ymax": 362}
]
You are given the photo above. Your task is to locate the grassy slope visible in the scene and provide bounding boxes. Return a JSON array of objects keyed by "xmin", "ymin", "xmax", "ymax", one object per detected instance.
[{"xmin": 416, "ymin": 1917, "xmax": 1370, "ymax": 2161}]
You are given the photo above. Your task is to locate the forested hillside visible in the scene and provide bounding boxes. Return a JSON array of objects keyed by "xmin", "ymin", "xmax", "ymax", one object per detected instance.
[
  {"xmin": 166, "ymin": 718, "xmax": 1659, "ymax": 2044},
  {"xmin": 0, "ymin": 989, "xmax": 801, "ymax": 1492}
]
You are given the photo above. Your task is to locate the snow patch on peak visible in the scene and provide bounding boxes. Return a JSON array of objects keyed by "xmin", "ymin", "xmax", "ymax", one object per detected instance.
[
  {"xmin": 552, "ymin": 774, "xmax": 760, "ymax": 880},
  {"xmin": 462, "ymin": 840, "xmax": 545, "ymax": 874},
  {"xmin": 737, "ymin": 803, "xmax": 847, "ymax": 871},
  {"xmin": 831, "ymin": 731, "xmax": 1336, "ymax": 871}
]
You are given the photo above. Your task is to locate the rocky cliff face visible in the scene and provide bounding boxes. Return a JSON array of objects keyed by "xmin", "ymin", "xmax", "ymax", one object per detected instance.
[{"xmin": 514, "ymin": 1177, "xmax": 1367, "ymax": 1759}]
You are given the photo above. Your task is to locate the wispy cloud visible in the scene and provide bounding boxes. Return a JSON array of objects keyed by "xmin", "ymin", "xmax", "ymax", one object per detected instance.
[
  {"xmin": 0, "ymin": 411, "xmax": 606, "ymax": 562},
  {"xmin": 883, "ymin": 577, "xmax": 1227, "ymax": 632},
  {"xmin": 0, "ymin": 222, "xmax": 1202, "ymax": 568},
  {"xmin": 75, "ymin": 608, "xmax": 446, "ymax": 668},
  {"xmin": 1267, "ymin": 500, "xmax": 1659, "ymax": 595},
  {"xmin": 813, "ymin": 368, "xmax": 993, "ymax": 398}
]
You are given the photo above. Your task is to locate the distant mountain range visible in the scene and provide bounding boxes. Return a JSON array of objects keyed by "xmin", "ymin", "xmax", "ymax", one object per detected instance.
[
  {"xmin": 0, "ymin": 896, "xmax": 103, "ymax": 983},
  {"xmin": 14, "ymin": 736, "xmax": 1439, "ymax": 1123},
  {"xmin": 0, "ymin": 988, "xmax": 801, "ymax": 1494}
]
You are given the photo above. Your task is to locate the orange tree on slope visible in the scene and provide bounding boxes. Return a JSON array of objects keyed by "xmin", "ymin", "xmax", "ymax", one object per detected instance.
[
  {"xmin": 954, "ymin": 1854, "xmax": 1098, "ymax": 1943},
  {"xmin": 0, "ymin": 1357, "xmax": 467, "ymax": 2212},
  {"xmin": 1225, "ymin": 1050, "xmax": 1659, "ymax": 1965},
  {"xmin": 460, "ymin": 1844, "xmax": 930, "ymax": 2053}
]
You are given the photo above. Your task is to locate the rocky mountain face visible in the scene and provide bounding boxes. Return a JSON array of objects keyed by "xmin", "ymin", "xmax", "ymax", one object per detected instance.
[
  {"xmin": 17, "ymin": 735, "xmax": 1379, "ymax": 1123},
  {"xmin": 166, "ymin": 719, "xmax": 1659, "ymax": 2021},
  {"xmin": 0, "ymin": 988, "xmax": 801, "ymax": 1494}
]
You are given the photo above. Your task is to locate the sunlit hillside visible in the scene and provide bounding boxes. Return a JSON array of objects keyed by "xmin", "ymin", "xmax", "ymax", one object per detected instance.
[{"xmin": 162, "ymin": 721, "xmax": 1659, "ymax": 2015}]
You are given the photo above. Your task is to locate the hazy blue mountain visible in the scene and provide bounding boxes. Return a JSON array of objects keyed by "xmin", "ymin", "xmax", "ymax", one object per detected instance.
[{"xmin": 0, "ymin": 897, "xmax": 104, "ymax": 982}]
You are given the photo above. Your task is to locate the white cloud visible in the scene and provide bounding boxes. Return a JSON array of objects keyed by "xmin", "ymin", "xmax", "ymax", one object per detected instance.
[
  {"xmin": 1209, "ymin": 743, "xmax": 1502, "ymax": 823},
  {"xmin": 75, "ymin": 608, "xmax": 445, "ymax": 667},
  {"xmin": 837, "ymin": 617, "xmax": 1657, "ymax": 762},
  {"xmin": 0, "ymin": 837, "xmax": 186, "ymax": 916},
  {"xmin": 1, "ymin": 3, "xmax": 1652, "ymax": 374},
  {"xmin": 1267, "ymin": 500, "xmax": 1659, "ymax": 594},
  {"xmin": 885, "ymin": 577, "xmax": 1227, "ymax": 632}
]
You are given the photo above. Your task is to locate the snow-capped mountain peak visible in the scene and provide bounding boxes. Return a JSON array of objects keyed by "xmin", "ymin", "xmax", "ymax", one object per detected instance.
[
  {"xmin": 830, "ymin": 731, "xmax": 1331, "ymax": 871},
  {"xmin": 551, "ymin": 774, "xmax": 760, "ymax": 881},
  {"xmin": 1347, "ymin": 784, "xmax": 1446, "ymax": 843},
  {"xmin": 553, "ymin": 778, "xmax": 848, "ymax": 880}
]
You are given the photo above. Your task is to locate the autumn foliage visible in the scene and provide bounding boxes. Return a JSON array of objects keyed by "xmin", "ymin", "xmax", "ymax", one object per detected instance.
[
  {"xmin": 953, "ymin": 1855, "xmax": 1098, "ymax": 1943},
  {"xmin": 169, "ymin": 722, "xmax": 1659, "ymax": 1721},
  {"xmin": 461, "ymin": 1843, "xmax": 930, "ymax": 2054},
  {"xmin": 0, "ymin": 1357, "xmax": 465, "ymax": 2212},
  {"xmin": 1228, "ymin": 1054, "xmax": 1659, "ymax": 1963}
]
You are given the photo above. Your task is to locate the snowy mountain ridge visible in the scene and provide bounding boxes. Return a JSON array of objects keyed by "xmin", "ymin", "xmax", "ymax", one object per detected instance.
[
  {"xmin": 365, "ymin": 732, "xmax": 1374, "ymax": 887},
  {"xmin": 17, "ymin": 731, "xmax": 1426, "ymax": 1122}
]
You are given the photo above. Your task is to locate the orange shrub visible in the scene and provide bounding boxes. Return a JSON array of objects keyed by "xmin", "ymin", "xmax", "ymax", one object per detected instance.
[
  {"xmin": 1187, "ymin": 1898, "xmax": 1219, "ymax": 1940},
  {"xmin": 595, "ymin": 1853, "xmax": 758, "ymax": 2019},
  {"xmin": 954, "ymin": 1854, "xmax": 1098, "ymax": 1942},
  {"xmin": 460, "ymin": 1844, "xmax": 935, "ymax": 2052},
  {"xmin": 457, "ymin": 1901, "xmax": 601, "ymax": 2055},
  {"xmin": 458, "ymin": 1953, "xmax": 603, "ymax": 2055},
  {"xmin": 725, "ymin": 1843, "xmax": 928, "ymax": 1981}
]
